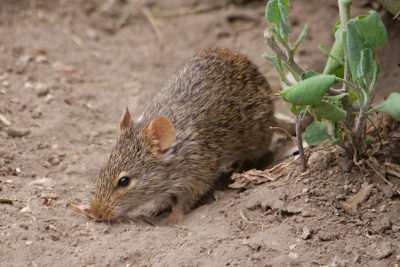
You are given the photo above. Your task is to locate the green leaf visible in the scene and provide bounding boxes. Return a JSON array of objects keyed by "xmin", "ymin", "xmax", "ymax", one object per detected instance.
[
  {"xmin": 280, "ymin": 74, "xmax": 337, "ymax": 106},
  {"xmin": 266, "ymin": 0, "xmax": 290, "ymax": 41},
  {"xmin": 353, "ymin": 11, "xmax": 388, "ymax": 49},
  {"xmin": 357, "ymin": 48, "xmax": 376, "ymax": 90},
  {"xmin": 304, "ymin": 121, "xmax": 331, "ymax": 146},
  {"xmin": 332, "ymin": 65, "xmax": 344, "ymax": 79},
  {"xmin": 345, "ymin": 21, "xmax": 366, "ymax": 81},
  {"xmin": 364, "ymin": 137, "xmax": 372, "ymax": 146},
  {"xmin": 301, "ymin": 70, "xmax": 319, "ymax": 80},
  {"xmin": 268, "ymin": 56, "xmax": 292, "ymax": 86},
  {"xmin": 372, "ymin": 92, "xmax": 400, "ymax": 120},
  {"xmin": 290, "ymin": 105, "xmax": 307, "ymax": 115},
  {"xmin": 346, "ymin": 11, "xmax": 388, "ymax": 81},
  {"xmin": 348, "ymin": 91, "xmax": 358, "ymax": 104},
  {"xmin": 323, "ymin": 37, "xmax": 345, "ymax": 76},
  {"xmin": 327, "ymin": 93, "xmax": 348, "ymax": 105},
  {"xmin": 313, "ymin": 101, "xmax": 347, "ymax": 122},
  {"xmin": 293, "ymin": 24, "xmax": 308, "ymax": 54}
]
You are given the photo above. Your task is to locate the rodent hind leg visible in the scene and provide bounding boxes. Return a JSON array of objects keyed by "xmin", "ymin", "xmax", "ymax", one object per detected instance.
[
  {"xmin": 165, "ymin": 204, "xmax": 184, "ymax": 225},
  {"xmin": 165, "ymin": 187, "xmax": 206, "ymax": 224}
]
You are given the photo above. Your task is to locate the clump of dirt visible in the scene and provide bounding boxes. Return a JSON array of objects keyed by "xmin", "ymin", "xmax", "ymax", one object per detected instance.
[{"xmin": 0, "ymin": 0, "xmax": 399, "ymax": 266}]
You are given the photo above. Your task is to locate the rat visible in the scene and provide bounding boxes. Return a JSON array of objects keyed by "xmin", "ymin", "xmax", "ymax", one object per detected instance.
[{"xmin": 91, "ymin": 48, "xmax": 275, "ymax": 224}]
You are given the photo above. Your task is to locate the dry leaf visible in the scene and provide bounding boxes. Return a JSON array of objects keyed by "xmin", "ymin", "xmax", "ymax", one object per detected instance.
[
  {"xmin": 385, "ymin": 162, "xmax": 400, "ymax": 178},
  {"xmin": 230, "ymin": 161, "xmax": 290, "ymax": 189},
  {"xmin": 66, "ymin": 202, "xmax": 98, "ymax": 220}
]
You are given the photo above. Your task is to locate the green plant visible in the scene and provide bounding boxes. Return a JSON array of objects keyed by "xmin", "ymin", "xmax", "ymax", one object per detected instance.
[{"xmin": 263, "ymin": 0, "xmax": 400, "ymax": 169}]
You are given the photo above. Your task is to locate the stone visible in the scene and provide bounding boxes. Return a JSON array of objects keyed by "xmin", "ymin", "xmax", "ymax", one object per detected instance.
[
  {"xmin": 6, "ymin": 127, "xmax": 30, "ymax": 138},
  {"xmin": 301, "ymin": 226, "xmax": 312, "ymax": 240},
  {"xmin": 368, "ymin": 242, "xmax": 393, "ymax": 259}
]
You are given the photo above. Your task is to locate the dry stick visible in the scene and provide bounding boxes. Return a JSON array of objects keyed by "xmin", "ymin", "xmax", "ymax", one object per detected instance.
[
  {"xmin": 365, "ymin": 159, "xmax": 400, "ymax": 195},
  {"xmin": 150, "ymin": 3, "xmax": 225, "ymax": 18},
  {"xmin": 142, "ymin": 7, "xmax": 163, "ymax": 49},
  {"xmin": 269, "ymin": 126, "xmax": 295, "ymax": 142}
]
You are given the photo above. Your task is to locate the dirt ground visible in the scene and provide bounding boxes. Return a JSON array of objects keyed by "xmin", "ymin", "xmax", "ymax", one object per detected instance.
[{"xmin": 1, "ymin": 0, "xmax": 400, "ymax": 266}]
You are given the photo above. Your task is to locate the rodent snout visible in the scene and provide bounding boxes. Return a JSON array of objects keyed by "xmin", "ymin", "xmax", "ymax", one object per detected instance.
[{"xmin": 90, "ymin": 200, "xmax": 119, "ymax": 222}]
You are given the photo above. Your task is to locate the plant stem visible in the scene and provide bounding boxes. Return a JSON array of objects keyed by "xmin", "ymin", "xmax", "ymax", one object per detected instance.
[
  {"xmin": 338, "ymin": 0, "xmax": 356, "ymax": 152},
  {"xmin": 265, "ymin": 29, "xmax": 307, "ymax": 170},
  {"xmin": 329, "ymin": 88, "xmax": 344, "ymax": 95},
  {"xmin": 354, "ymin": 66, "xmax": 378, "ymax": 146},
  {"xmin": 296, "ymin": 107, "xmax": 307, "ymax": 170},
  {"xmin": 264, "ymin": 30, "xmax": 306, "ymax": 76},
  {"xmin": 338, "ymin": 0, "xmax": 351, "ymax": 92}
]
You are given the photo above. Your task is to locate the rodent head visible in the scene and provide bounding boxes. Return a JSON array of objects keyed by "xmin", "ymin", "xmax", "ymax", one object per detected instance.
[{"xmin": 91, "ymin": 108, "xmax": 176, "ymax": 222}]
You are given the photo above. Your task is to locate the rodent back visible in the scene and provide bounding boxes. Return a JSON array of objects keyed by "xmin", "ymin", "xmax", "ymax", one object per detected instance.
[{"xmin": 142, "ymin": 48, "xmax": 275, "ymax": 162}]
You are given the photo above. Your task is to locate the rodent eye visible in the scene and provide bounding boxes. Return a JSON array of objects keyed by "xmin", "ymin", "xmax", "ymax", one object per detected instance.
[{"xmin": 117, "ymin": 176, "xmax": 130, "ymax": 187}]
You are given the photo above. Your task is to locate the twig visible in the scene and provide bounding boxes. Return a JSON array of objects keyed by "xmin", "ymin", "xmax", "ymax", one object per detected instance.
[
  {"xmin": 342, "ymin": 182, "xmax": 375, "ymax": 215},
  {"xmin": 0, "ymin": 113, "xmax": 11, "ymax": 126},
  {"xmin": 385, "ymin": 162, "xmax": 400, "ymax": 173},
  {"xmin": 269, "ymin": 126, "xmax": 295, "ymax": 141},
  {"xmin": 149, "ymin": 3, "xmax": 225, "ymax": 18},
  {"xmin": 365, "ymin": 158, "xmax": 400, "ymax": 195},
  {"xmin": 142, "ymin": 7, "xmax": 163, "ymax": 49}
]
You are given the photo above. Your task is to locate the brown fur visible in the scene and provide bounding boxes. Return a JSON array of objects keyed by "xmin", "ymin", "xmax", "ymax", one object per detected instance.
[{"xmin": 91, "ymin": 48, "xmax": 275, "ymax": 222}]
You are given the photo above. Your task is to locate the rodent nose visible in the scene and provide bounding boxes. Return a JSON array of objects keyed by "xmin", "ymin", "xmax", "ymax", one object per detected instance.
[{"xmin": 91, "ymin": 199, "xmax": 118, "ymax": 222}]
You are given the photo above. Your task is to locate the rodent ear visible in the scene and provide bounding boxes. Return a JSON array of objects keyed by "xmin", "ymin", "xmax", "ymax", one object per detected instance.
[
  {"xmin": 144, "ymin": 117, "xmax": 176, "ymax": 151},
  {"xmin": 120, "ymin": 107, "xmax": 133, "ymax": 131}
]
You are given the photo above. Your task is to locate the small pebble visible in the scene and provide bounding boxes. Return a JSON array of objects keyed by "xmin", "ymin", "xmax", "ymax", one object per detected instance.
[
  {"xmin": 86, "ymin": 28, "xmax": 99, "ymax": 41},
  {"xmin": 50, "ymin": 235, "xmax": 60, "ymax": 241},
  {"xmin": 301, "ymin": 226, "xmax": 311, "ymax": 240},
  {"xmin": 31, "ymin": 110, "xmax": 42, "ymax": 119},
  {"xmin": 35, "ymin": 55, "xmax": 48, "ymax": 63},
  {"xmin": 318, "ymin": 230, "xmax": 338, "ymax": 241},
  {"xmin": 307, "ymin": 152, "xmax": 320, "ymax": 166},
  {"xmin": 6, "ymin": 127, "xmax": 30, "ymax": 138},
  {"xmin": 35, "ymin": 83, "xmax": 50, "ymax": 97},
  {"xmin": 379, "ymin": 204, "xmax": 386, "ymax": 213},
  {"xmin": 392, "ymin": 225, "xmax": 400, "ymax": 232},
  {"xmin": 2, "ymin": 80, "xmax": 10, "ymax": 88}
]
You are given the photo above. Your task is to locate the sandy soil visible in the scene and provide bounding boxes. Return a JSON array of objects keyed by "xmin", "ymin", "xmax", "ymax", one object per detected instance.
[{"xmin": 0, "ymin": 0, "xmax": 399, "ymax": 266}]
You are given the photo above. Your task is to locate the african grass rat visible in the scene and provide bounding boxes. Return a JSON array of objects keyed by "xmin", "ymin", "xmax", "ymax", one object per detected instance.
[{"xmin": 91, "ymin": 48, "xmax": 274, "ymax": 223}]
